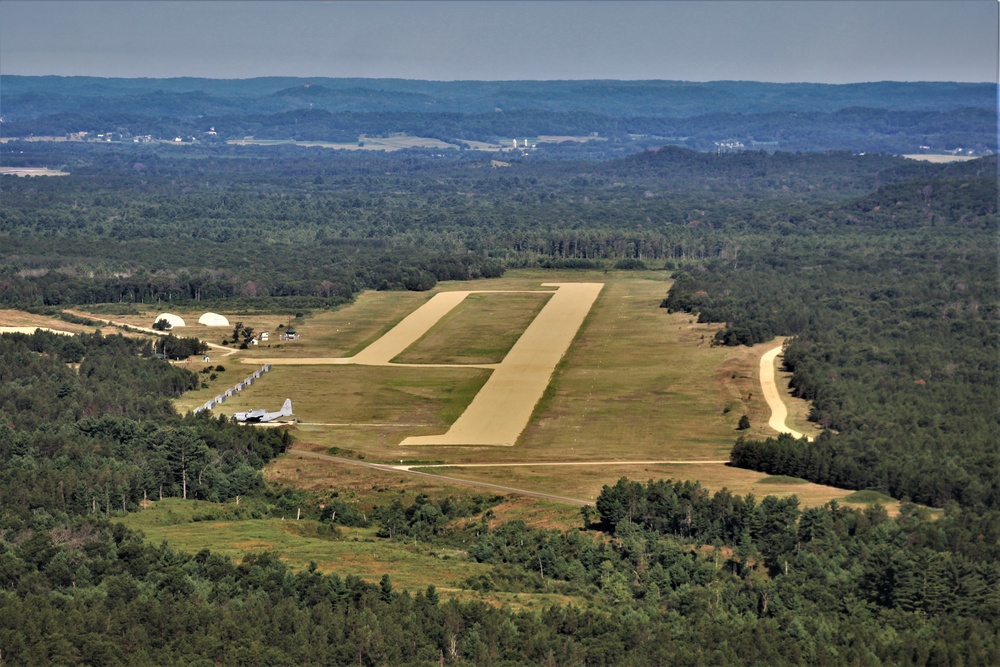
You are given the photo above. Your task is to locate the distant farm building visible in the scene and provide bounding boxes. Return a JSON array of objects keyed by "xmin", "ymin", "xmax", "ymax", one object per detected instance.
[
  {"xmin": 154, "ymin": 313, "xmax": 186, "ymax": 328},
  {"xmin": 198, "ymin": 312, "xmax": 230, "ymax": 327}
]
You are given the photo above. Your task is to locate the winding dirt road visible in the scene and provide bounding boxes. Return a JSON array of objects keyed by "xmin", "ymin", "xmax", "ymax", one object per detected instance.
[
  {"xmin": 759, "ymin": 345, "xmax": 812, "ymax": 440},
  {"xmin": 288, "ymin": 449, "xmax": 729, "ymax": 505},
  {"xmin": 289, "ymin": 449, "xmax": 593, "ymax": 505}
]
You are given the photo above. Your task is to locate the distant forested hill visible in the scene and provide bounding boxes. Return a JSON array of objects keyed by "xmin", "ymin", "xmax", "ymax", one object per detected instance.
[
  {"xmin": 4, "ymin": 77, "xmax": 994, "ymax": 115},
  {"xmin": 2, "ymin": 77, "xmax": 995, "ymax": 154}
]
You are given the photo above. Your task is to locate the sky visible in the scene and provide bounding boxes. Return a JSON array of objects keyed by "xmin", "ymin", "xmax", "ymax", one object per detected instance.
[{"xmin": 1, "ymin": 0, "xmax": 997, "ymax": 83}]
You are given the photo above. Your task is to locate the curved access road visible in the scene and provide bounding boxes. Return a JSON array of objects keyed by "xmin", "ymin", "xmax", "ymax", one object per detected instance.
[
  {"xmin": 288, "ymin": 449, "xmax": 592, "ymax": 505},
  {"xmin": 759, "ymin": 345, "xmax": 811, "ymax": 441},
  {"xmin": 288, "ymin": 449, "xmax": 729, "ymax": 506}
]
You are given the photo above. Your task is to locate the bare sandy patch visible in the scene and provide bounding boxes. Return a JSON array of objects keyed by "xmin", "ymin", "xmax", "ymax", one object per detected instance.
[
  {"xmin": 0, "ymin": 167, "xmax": 70, "ymax": 176},
  {"xmin": 760, "ymin": 345, "xmax": 812, "ymax": 440},
  {"xmin": 901, "ymin": 154, "xmax": 978, "ymax": 163}
]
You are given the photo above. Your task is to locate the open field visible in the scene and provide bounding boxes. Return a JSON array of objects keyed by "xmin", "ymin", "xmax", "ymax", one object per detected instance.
[
  {"xmin": 178, "ymin": 362, "xmax": 490, "ymax": 434},
  {"xmin": 411, "ymin": 462, "xmax": 897, "ymax": 512},
  {"xmin": 393, "ymin": 291, "xmax": 551, "ymax": 365},
  {"xmin": 116, "ymin": 499, "xmax": 488, "ymax": 595},
  {"xmin": 512, "ymin": 275, "xmax": 743, "ymax": 461},
  {"xmin": 168, "ymin": 270, "xmax": 833, "ymax": 494},
  {"xmin": 266, "ymin": 451, "xmax": 583, "ymax": 530},
  {"xmin": 117, "ymin": 497, "xmax": 587, "ymax": 607},
  {"xmin": 67, "ymin": 269, "xmax": 850, "ymax": 511},
  {"xmin": 536, "ymin": 135, "xmax": 607, "ymax": 143},
  {"xmin": 226, "ymin": 136, "xmax": 519, "ymax": 152},
  {"xmin": 248, "ymin": 283, "xmax": 604, "ymax": 447},
  {"xmin": 228, "ymin": 136, "xmax": 459, "ymax": 151},
  {"xmin": 0, "ymin": 309, "xmax": 103, "ymax": 334}
]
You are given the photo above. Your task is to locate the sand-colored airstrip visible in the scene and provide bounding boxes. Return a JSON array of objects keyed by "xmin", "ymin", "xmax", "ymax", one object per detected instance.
[
  {"xmin": 404, "ymin": 283, "xmax": 602, "ymax": 446},
  {"xmin": 252, "ymin": 283, "xmax": 603, "ymax": 446}
]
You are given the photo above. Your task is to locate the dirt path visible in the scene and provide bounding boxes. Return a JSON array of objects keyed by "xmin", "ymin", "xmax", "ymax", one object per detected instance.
[
  {"xmin": 288, "ymin": 449, "xmax": 592, "ymax": 505},
  {"xmin": 399, "ymin": 459, "xmax": 729, "ymax": 471},
  {"xmin": 759, "ymin": 345, "xmax": 811, "ymax": 440},
  {"xmin": 61, "ymin": 310, "xmax": 238, "ymax": 356}
]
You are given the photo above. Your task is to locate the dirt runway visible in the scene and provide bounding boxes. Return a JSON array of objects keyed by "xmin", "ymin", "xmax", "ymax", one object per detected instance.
[
  {"xmin": 403, "ymin": 283, "xmax": 603, "ymax": 446},
  {"xmin": 255, "ymin": 283, "xmax": 603, "ymax": 447}
]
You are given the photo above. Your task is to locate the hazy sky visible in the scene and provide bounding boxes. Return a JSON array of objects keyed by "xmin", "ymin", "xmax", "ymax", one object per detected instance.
[{"xmin": 1, "ymin": 1, "xmax": 997, "ymax": 82}]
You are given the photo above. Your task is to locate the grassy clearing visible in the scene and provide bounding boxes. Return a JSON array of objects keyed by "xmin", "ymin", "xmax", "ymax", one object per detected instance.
[
  {"xmin": 843, "ymin": 489, "xmax": 897, "ymax": 505},
  {"xmin": 512, "ymin": 273, "xmax": 743, "ymax": 462},
  {"xmin": 116, "ymin": 499, "xmax": 492, "ymax": 591},
  {"xmin": 180, "ymin": 270, "xmax": 820, "ymax": 488},
  {"xmin": 193, "ymin": 364, "xmax": 490, "ymax": 440},
  {"xmin": 0, "ymin": 309, "xmax": 97, "ymax": 333},
  {"xmin": 117, "ymin": 497, "xmax": 589, "ymax": 608},
  {"xmin": 759, "ymin": 475, "xmax": 809, "ymax": 485},
  {"xmin": 392, "ymin": 291, "xmax": 551, "ymax": 364},
  {"xmin": 167, "ymin": 268, "xmax": 839, "ymax": 509}
]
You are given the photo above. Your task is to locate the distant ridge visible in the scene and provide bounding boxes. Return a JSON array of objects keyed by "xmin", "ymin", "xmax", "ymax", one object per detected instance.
[
  {"xmin": 3, "ymin": 76, "xmax": 994, "ymax": 116},
  {"xmin": 1, "ymin": 77, "xmax": 994, "ymax": 155}
]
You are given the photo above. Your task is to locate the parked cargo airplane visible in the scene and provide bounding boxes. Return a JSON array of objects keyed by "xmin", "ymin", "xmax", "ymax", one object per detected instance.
[{"xmin": 235, "ymin": 399, "xmax": 292, "ymax": 423}]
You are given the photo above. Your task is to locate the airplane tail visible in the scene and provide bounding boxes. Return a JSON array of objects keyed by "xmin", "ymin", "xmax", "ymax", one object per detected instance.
[{"xmin": 281, "ymin": 399, "xmax": 293, "ymax": 416}]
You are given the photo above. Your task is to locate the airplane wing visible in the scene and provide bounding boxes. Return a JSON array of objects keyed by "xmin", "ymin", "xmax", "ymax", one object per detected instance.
[{"xmin": 259, "ymin": 399, "xmax": 293, "ymax": 423}]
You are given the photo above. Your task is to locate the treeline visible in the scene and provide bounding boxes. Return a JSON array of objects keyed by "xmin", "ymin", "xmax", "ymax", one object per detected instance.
[
  {"xmin": 604, "ymin": 145, "xmax": 996, "ymax": 194},
  {"xmin": 3, "ymin": 471, "xmax": 998, "ymax": 664},
  {"xmin": 0, "ymin": 331, "xmax": 290, "ymax": 516},
  {"xmin": 2, "ymin": 143, "xmax": 991, "ymax": 311},
  {"xmin": 462, "ymin": 477, "xmax": 1000, "ymax": 663}
]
